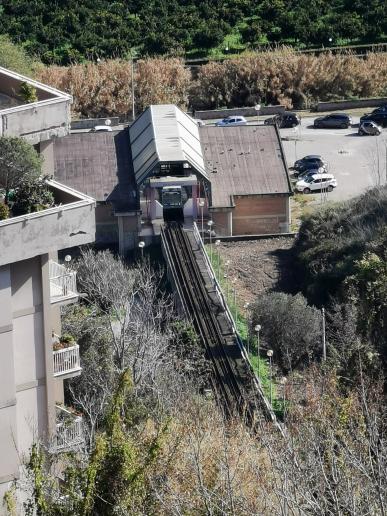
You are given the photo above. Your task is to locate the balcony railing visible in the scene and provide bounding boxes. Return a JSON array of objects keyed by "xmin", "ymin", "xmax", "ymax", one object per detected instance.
[
  {"xmin": 49, "ymin": 261, "xmax": 79, "ymax": 305},
  {"xmin": 53, "ymin": 343, "xmax": 81, "ymax": 379},
  {"xmin": 55, "ymin": 405, "xmax": 84, "ymax": 451}
]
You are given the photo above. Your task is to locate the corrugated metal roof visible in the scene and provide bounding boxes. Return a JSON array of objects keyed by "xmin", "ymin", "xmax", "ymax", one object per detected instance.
[
  {"xmin": 54, "ymin": 128, "xmax": 139, "ymax": 212},
  {"xmin": 129, "ymin": 104, "xmax": 208, "ymax": 185},
  {"xmin": 200, "ymin": 125, "xmax": 292, "ymax": 208}
]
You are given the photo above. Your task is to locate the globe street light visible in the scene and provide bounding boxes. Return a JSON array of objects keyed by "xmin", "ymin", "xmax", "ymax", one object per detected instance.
[
  {"xmin": 267, "ymin": 349, "xmax": 274, "ymax": 405},
  {"xmin": 138, "ymin": 240, "xmax": 145, "ymax": 259},
  {"xmin": 198, "ymin": 199, "xmax": 205, "ymax": 237},
  {"xmin": 255, "ymin": 324, "xmax": 262, "ymax": 377}
]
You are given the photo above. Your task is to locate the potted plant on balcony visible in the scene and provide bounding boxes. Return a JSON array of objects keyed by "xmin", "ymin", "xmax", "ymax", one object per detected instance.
[{"xmin": 53, "ymin": 334, "xmax": 75, "ymax": 351}]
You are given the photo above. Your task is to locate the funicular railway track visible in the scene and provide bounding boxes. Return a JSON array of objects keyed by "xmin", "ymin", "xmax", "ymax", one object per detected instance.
[{"xmin": 162, "ymin": 221, "xmax": 255, "ymax": 419}]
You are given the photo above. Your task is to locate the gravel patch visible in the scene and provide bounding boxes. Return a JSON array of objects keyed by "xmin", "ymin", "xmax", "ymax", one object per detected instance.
[{"xmin": 217, "ymin": 237, "xmax": 296, "ymax": 309}]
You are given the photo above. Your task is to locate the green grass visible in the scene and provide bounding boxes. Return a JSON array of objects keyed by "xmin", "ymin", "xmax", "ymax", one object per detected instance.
[{"xmin": 205, "ymin": 245, "xmax": 285, "ymax": 417}]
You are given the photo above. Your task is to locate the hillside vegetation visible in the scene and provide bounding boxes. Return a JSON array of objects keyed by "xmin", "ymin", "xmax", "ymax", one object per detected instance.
[
  {"xmin": 0, "ymin": 0, "xmax": 386, "ymax": 63},
  {"xmin": 294, "ymin": 186, "xmax": 387, "ymax": 374},
  {"xmin": 32, "ymin": 49, "xmax": 387, "ymax": 118}
]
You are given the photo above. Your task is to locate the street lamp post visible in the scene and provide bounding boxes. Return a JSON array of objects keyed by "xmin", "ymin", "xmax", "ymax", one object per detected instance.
[
  {"xmin": 215, "ymin": 239, "xmax": 221, "ymax": 279},
  {"xmin": 255, "ymin": 324, "xmax": 261, "ymax": 378},
  {"xmin": 267, "ymin": 349, "xmax": 274, "ymax": 406},
  {"xmin": 280, "ymin": 376, "xmax": 287, "ymax": 420},
  {"xmin": 243, "ymin": 303, "xmax": 250, "ymax": 353},
  {"xmin": 207, "ymin": 220, "xmax": 214, "ymax": 262},
  {"xmin": 138, "ymin": 240, "xmax": 145, "ymax": 259},
  {"xmin": 224, "ymin": 260, "xmax": 230, "ymax": 300},
  {"xmin": 232, "ymin": 277, "xmax": 238, "ymax": 325},
  {"xmin": 198, "ymin": 200, "xmax": 205, "ymax": 237}
]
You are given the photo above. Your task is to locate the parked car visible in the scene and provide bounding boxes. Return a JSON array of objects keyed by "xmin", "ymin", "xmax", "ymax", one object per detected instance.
[
  {"xmin": 358, "ymin": 121, "xmax": 382, "ymax": 136},
  {"xmin": 360, "ymin": 112, "xmax": 387, "ymax": 128},
  {"xmin": 314, "ymin": 113, "xmax": 352, "ymax": 129},
  {"xmin": 371, "ymin": 104, "xmax": 387, "ymax": 114},
  {"xmin": 295, "ymin": 173, "xmax": 337, "ymax": 194},
  {"xmin": 91, "ymin": 125, "xmax": 113, "ymax": 132},
  {"xmin": 264, "ymin": 112, "xmax": 300, "ymax": 128},
  {"xmin": 297, "ymin": 166, "xmax": 327, "ymax": 180},
  {"xmin": 293, "ymin": 155, "xmax": 327, "ymax": 175},
  {"xmin": 215, "ymin": 116, "xmax": 247, "ymax": 126}
]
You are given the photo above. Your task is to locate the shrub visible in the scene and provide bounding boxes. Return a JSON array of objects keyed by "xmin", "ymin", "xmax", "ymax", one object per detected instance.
[
  {"xmin": 11, "ymin": 176, "xmax": 54, "ymax": 216},
  {"xmin": 0, "ymin": 202, "xmax": 9, "ymax": 220},
  {"xmin": 191, "ymin": 47, "xmax": 387, "ymax": 110},
  {"xmin": 250, "ymin": 292, "xmax": 321, "ymax": 372},
  {"xmin": 36, "ymin": 57, "xmax": 190, "ymax": 118},
  {"xmin": 19, "ymin": 82, "xmax": 38, "ymax": 103},
  {"xmin": 0, "ymin": 137, "xmax": 43, "ymax": 204}
]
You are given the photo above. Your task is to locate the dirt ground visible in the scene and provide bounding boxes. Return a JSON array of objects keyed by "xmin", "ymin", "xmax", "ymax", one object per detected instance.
[{"xmin": 217, "ymin": 236, "xmax": 296, "ymax": 311}]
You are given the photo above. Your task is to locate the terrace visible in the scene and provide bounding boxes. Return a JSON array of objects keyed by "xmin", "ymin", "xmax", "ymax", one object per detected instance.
[
  {"xmin": 0, "ymin": 66, "xmax": 72, "ymax": 145},
  {"xmin": 0, "ymin": 180, "xmax": 96, "ymax": 267}
]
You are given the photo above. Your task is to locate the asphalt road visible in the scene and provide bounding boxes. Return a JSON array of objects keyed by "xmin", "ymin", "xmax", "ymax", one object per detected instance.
[{"xmin": 280, "ymin": 116, "xmax": 387, "ymax": 202}]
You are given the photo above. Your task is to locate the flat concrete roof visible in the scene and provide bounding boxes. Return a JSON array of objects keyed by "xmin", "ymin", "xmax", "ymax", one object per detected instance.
[
  {"xmin": 54, "ymin": 128, "xmax": 138, "ymax": 213},
  {"xmin": 200, "ymin": 125, "xmax": 292, "ymax": 208}
]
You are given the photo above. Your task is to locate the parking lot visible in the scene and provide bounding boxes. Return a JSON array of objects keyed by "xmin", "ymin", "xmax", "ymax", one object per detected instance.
[
  {"xmin": 280, "ymin": 115, "xmax": 387, "ymax": 202},
  {"xmin": 207, "ymin": 112, "xmax": 387, "ymax": 202}
]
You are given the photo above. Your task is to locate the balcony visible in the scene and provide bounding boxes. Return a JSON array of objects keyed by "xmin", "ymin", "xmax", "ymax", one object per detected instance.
[
  {"xmin": 55, "ymin": 405, "xmax": 84, "ymax": 452},
  {"xmin": 49, "ymin": 261, "xmax": 79, "ymax": 305},
  {"xmin": 53, "ymin": 336, "xmax": 81, "ymax": 379}
]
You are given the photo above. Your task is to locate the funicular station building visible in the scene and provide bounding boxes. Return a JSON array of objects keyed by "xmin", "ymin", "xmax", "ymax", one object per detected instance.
[
  {"xmin": 54, "ymin": 104, "xmax": 292, "ymax": 254},
  {"xmin": 129, "ymin": 104, "xmax": 292, "ymax": 249}
]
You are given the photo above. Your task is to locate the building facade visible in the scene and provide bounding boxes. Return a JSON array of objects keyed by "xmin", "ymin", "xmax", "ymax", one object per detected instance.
[{"xmin": 0, "ymin": 67, "xmax": 96, "ymax": 511}]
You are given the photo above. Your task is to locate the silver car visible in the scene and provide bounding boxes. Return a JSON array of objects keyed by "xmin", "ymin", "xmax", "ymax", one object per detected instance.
[{"xmin": 358, "ymin": 121, "xmax": 382, "ymax": 136}]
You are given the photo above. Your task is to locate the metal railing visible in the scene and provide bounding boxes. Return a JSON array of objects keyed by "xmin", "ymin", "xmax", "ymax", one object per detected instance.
[
  {"xmin": 49, "ymin": 260, "xmax": 78, "ymax": 303},
  {"xmin": 53, "ymin": 344, "xmax": 81, "ymax": 377},
  {"xmin": 55, "ymin": 405, "xmax": 84, "ymax": 451},
  {"xmin": 192, "ymin": 222, "xmax": 280, "ymax": 427}
]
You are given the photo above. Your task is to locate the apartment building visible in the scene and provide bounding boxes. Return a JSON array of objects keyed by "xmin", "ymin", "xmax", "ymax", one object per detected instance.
[{"xmin": 0, "ymin": 67, "xmax": 96, "ymax": 509}]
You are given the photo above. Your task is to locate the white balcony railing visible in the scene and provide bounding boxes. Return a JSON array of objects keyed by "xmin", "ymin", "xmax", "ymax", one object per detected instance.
[
  {"xmin": 55, "ymin": 405, "xmax": 84, "ymax": 451},
  {"xmin": 49, "ymin": 261, "xmax": 78, "ymax": 305},
  {"xmin": 53, "ymin": 344, "xmax": 81, "ymax": 378}
]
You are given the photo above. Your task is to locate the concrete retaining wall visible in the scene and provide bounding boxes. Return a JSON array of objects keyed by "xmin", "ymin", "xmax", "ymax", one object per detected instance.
[
  {"xmin": 195, "ymin": 105, "xmax": 285, "ymax": 120},
  {"xmin": 70, "ymin": 117, "xmax": 120, "ymax": 130},
  {"xmin": 316, "ymin": 97, "xmax": 387, "ymax": 112}
]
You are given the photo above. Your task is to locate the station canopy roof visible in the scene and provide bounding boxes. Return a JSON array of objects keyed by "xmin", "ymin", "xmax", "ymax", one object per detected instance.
[{"xmin": 129, "ymin": 104, "xmax": 208, "ymax": 186}]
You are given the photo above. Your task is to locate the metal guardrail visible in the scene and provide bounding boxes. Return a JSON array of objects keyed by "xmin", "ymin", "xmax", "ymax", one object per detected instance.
[
  {"xmin": 53, "ymin": 344, "xmax": 81, "ymax": 377},
  {"xmin": 55, "ymin": 405, "xmax": 84, "ymax": 451}
]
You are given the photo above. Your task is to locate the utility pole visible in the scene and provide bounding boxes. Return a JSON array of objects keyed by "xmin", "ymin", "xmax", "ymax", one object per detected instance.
[
  {"xmin": 130, "ymin": 49, "xmax": 136, "ymax": 121},
  {"xmin": 322, "ymin": 307, "xmax": 326, "ymax": 362}
]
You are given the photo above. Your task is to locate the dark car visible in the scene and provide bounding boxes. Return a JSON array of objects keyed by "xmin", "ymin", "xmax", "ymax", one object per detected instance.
[
  {"xmin": 314, "ymin": 113, "xmax": 352, "ymax": 129},
  {"xmin": 360, "ymin": 112, "xmax": 387, "ymax": 128},
  {"xmin": 293, "ymin": 155, "xmax": 327, "ymax": 175},
  {"xmin": 371, "ymin": 104, "xmax": 387, "ymax": 114},
  {"xmin": 264, "ymin": 112, "xmax": 300, "ymax": 128}
]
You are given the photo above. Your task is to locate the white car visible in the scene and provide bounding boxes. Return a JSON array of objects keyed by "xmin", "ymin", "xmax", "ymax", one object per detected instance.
[
  {"xmin": 215, "ymin": 115, "xmax": 247, "ymax": 127},
  {"xmin": 295, "ymin": 173, "xmax": 337, "ymax": 194},
  {"xmin": 91, "ymin": 125, "xmax": 113, "ymax": 132}
]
